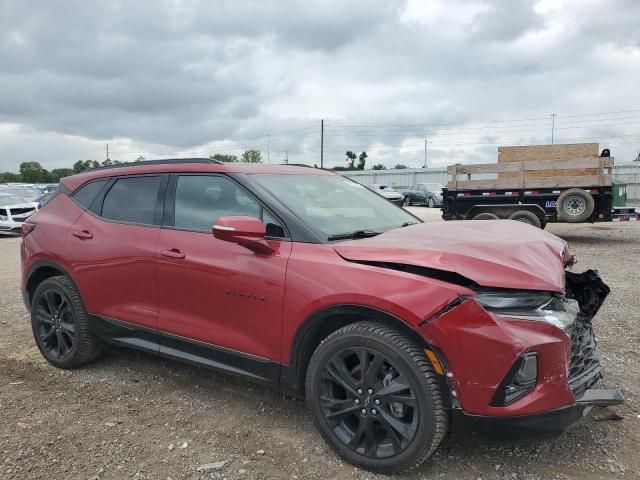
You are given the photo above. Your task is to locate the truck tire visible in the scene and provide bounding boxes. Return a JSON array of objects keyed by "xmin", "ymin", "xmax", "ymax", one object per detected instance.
[
  {"xmin": 306, "ymin": 322, "xmax": 448, "ymax": 473},
  {"xmin": 508, "ymin": 210, "xmax": 542, "ymax": 228},
  {"xmin": 556, "ymin": 189, "xmax": 594, "ymax": 223},
  {"xmin": 471, "ymin": 212, "xmax": 499, "ymax": 220}
]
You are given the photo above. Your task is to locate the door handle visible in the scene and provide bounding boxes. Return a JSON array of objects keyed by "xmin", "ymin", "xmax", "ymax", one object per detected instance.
[
  {"xmin": 72, "ymin": 230, "xmax": 93, "ymax": 239},
  {"xmin": 161, "ymin": 248, "xmax": 185, "ymax": 259}
]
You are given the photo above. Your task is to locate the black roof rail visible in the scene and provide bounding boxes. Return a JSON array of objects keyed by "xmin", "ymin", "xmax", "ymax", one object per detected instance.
[
  {"xmin": 84, "ymin": 157, "xmax": 222, "ymax": 172},
  {"xmin": 281, "ymin": 163, "xmax": 313, "ymax": 168}
]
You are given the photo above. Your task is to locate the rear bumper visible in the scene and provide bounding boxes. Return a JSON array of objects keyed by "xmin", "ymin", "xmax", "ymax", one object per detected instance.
[{"xmin": 452, "ymin": 388, "xmax": 623, "ymax": 445}]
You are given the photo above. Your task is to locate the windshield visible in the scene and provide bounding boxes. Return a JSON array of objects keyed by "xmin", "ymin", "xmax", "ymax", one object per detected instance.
[
  {"xmin": 0, "ymin": 187, "xmax": 40, "ymax": 201},
  {"xmin": 0, "ymin": 195, "xmax": 31, "ymax": 205},
  {"xmin": 252, "ymin": 174, "xmax": 420, "ymax": 239}
]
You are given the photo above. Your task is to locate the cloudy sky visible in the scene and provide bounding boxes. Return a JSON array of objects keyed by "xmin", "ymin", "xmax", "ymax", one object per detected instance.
[{"xmin": 1, "ymin": 0, "xmax": 639, "ymax": 171}]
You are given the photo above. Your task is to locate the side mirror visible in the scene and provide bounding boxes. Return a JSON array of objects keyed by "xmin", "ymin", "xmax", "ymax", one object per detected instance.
[{"xmin": 213, "ymin": 216, "xmax": 275, "ymax": 255}]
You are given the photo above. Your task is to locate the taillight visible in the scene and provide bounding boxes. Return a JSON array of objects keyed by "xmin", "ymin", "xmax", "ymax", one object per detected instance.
[{"xmin": 21, "ymin": 222, "xmax": 36, "ymax": 237}]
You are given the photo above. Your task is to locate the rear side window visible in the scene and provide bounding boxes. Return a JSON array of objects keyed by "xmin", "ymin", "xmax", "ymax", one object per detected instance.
[
  {"xmin": 101, "ymin": 176, "xmax": 162, "ymax": 225},
  {"xmin": 72, "ymin": 179, "xmax": 108, "ymax": 211}
]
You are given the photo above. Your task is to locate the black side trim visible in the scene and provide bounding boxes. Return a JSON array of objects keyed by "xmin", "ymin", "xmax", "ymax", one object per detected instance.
[{"xmin": 90, "ymin": 315, "xmax": 281, "ymax": 386}]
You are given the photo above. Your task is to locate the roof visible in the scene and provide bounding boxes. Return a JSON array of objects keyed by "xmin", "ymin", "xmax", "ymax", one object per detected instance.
[{"xmin": 61, "ymin": 158, "xmax": 333, "ymax": 191}]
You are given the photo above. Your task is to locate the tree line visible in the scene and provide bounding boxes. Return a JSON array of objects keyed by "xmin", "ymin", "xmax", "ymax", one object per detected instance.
[{"xmin": 1, "ymin": 148, "xmax": 408, "ymax": 183}]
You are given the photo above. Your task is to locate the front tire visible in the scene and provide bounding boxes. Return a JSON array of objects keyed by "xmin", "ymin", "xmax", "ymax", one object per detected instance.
[
  {"xmin": 403, "ymin": 197, "xmax": 412, "ymax": 207},
  {"xmin": 306, "ymin": 322, "xmax": 447, "ymax": 473},
  {"xmin": 31, "ymin": 276, "xmax": 102, "ymax": 369}
]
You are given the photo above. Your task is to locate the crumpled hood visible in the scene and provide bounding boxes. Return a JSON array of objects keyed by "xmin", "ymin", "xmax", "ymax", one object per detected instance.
[{"xmin": 333, "ymin": 220, "xmax": 570, "ymax": 292}]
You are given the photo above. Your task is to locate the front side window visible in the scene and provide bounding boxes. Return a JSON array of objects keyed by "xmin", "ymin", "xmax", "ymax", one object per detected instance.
[
  {"xmin": 174, "ymin": 175, "xmax": 284, "ymax": 235},
  {"xmin": 101, "ymin": 176, "xmax": 162, "ymax": 225},
  {"xmin": 252, "ymin": 174, "xmax": 419, "ymax": 240}
]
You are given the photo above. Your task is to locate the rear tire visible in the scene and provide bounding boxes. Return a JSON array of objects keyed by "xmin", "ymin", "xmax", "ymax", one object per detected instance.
[
  {"xmin": 428, "ymin": 198, "xmax": 436, "ymax": 208},
  {"xmin": 471, "ymin": 212, "xmax": 499, "ymax": 220},
  {"xmin": 31, "ymin": 276, "xmax": 102, "ymax": 369},
  {"xmin": 508, "ymin": 210, "xmax": 542, "ymax": 228},
  {"xmin": 556, "ymin": 188, "xmax": 594, "ymax": 223},
  {"xmin": 306, "ymin": 322, "xmax": 447, "ymax": 473}
]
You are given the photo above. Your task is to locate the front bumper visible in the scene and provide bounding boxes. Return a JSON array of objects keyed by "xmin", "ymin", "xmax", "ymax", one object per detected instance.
[{"xmin": 452, "ymin": 387, "xmax": 623, "ymax": 445}]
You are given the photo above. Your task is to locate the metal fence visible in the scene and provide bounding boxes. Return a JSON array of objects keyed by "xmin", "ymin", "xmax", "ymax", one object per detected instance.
[{"xmin": 344, "ymin": 164, "xmax": 640, "ymax": 200}]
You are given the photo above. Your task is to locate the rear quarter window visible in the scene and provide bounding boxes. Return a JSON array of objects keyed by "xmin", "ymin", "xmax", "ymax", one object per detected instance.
[
  {"xmin": 72, "ymin": 179, "xmax": 108, "ymax": 212},
  {"xmin": 101, "ymin": 176, "xmax": 162, "ymax": 225}
]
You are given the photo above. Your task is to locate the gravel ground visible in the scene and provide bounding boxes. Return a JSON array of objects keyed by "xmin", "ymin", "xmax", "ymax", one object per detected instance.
[{"xmin": 1, "ymin": 215, "xmax": 639, "ymax": 480}]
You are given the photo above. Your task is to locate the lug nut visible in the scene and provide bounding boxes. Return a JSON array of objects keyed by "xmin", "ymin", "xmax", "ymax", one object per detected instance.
[
  {"xmin": 374, "ymin": 399, "xmax": 381, "ymax": 405},
  {"xmin": 371, "ymin": 409, "xmax": 377, "ymax": 416},
  {"xmin": 367, "ymin": 388, "xmax": 373, "ymax": 395},
  {"xmin": 354, "ymin": 399, "xmax": 360, "ymax": 405},
  {"xmin": 356, "ymin": 388, "xmax": 363, "ymax": 395},
  {"xmin": 361, "ymin": 409, "xmax": 367, "ymax": 415}
]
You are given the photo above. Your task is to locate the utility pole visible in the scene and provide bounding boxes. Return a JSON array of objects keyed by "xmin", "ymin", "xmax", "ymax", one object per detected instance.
[
  {"xmin": 106, "ymin": 144, "xmax": 110, "ymax": 161},
  {"xmin": 551, "ymin": 113, "xmax": 557, "ymax": 144},
  {"xmin": 267, "ymin": 135, "xmax": 270, "ymax": 164},
  {"xmin": 423, "ymin": 138, "xmax": 432, "ymax": 168},
  {"xmin": 320, "ymin": 119, "xmax": 324, "ymax": 169},
  {"xmin": 424, "ymin": 138, "xmax": 427, "ymax": 168},
  {"xmin": 284, "ymin": 151, "xmax": 289, "ymax": 164}
]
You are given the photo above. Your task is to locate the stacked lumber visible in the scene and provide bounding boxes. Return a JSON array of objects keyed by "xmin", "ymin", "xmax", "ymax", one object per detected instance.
[{"xmin": 498, "ymin": 143, "xmax": 599, "ymax": 179}]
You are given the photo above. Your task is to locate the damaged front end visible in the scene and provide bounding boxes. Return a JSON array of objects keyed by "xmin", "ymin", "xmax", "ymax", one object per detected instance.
[
  {"xmin": 422, "ymin": 268, "xmax": 623, "ymax": 445},
  {"xmin": 564, "ymin": 269, "xmax": 610, "ymax": 397}
]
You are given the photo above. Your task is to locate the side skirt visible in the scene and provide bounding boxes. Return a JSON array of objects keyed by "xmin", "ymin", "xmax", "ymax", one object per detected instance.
[{"xmin": 89, "ymin": 315, "xmax": 282, "ymax": 386}]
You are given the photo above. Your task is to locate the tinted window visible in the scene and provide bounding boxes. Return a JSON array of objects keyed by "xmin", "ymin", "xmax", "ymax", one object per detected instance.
[
  {"xmin": 175, "ymin": 175, "xmax": 272, "ymax": 232},
  {"xmin": 101, "ymin": 176, "xmax": 162, "ymax": 225},
  {"xmin": 72, "ymin": 179, "xmax": 108, "ymax": 210}
]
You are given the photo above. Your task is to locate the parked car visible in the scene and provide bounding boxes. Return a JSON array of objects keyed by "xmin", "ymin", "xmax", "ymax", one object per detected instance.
[
  {"xmin": 402, "ymin": 183, "xmax": 444, "ymax": 207},
  {"xmin": 0, "ymin": 184, "xmax": 41, "ymax": 202},
  {"xmin": 370, "ymin": 183, "xmax": 405, "ymax": 206},
  {"xmin": 0, "ymin": 193, "xmax": 38, "ymax": 235},
  {"xmin": 21, "ymin": 159, "xmax": 621, "ymax": 473}
]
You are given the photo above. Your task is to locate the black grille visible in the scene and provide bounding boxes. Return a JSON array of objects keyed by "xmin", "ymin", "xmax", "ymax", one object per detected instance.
[
  {"xmin": 566, "ymin": 316, "xmax": 601, "ymax": 392},
  {"xmin": 9, "ymin": 207, "xmax": 35, "ymax": 216}
]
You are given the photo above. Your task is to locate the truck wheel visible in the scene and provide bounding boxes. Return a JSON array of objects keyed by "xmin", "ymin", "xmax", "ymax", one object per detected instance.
[
  {"xmin": 306, "ymin": 322, "xmax": 448, "ymax": 473},
  {"xmin": 471, "ymin": 212, "xmax": 499, "ymax": 220},
  {"xmin": 508, "ymin": 210, "xmax": 542, "ymax": 228},
  {"xmin": 556, "ymin": 188, "xmax": 594, "ymax": 223}
]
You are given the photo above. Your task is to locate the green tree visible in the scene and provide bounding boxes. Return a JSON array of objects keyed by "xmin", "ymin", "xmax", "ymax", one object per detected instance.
[
  {"xmin": 50, "ymin": 168, "xmax": 74, "ymax": 181},
  {"xmin": 0, "ymin": 171, "xmax": 22, "ymax": 183},
  {"xmin": 211, "ymin": 154, "xmax": 238, "ymax": 163},
  {"xmin": 372, "ymin": 164, "xmax": 386, "ymax": 170},
  {"xmin": 19, "ymin": 162, "xmax": 47, "ymax": 183},
  {"xmin": 394, "ymin": 164, "xmax": 408, "ymax": 169},
  {"xmin": 241, "ymin": 150, "xmax": 262, "ymax": 163},
  {"xmin": 73, "ymin": 160, "xmax": 100, "ymax": 173},
  {"xmin": 345, "ymin": 150, "xmax": 357, "ymax": 169},
  {"xmin": 357, "ymin": 151, "xmax": 367, "ymax": 170}
]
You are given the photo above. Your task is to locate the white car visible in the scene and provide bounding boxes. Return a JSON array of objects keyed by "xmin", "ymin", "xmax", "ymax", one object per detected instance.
[
  {"xmin": 370, "ymin": 183, "xmax": 405, "ymax": 206},
  {"xmin": 0, "ymin": 193, "xmax": 38, "ymax": 236}
]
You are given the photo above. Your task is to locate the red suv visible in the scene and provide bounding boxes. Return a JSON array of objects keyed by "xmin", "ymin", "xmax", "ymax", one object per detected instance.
[{"xmin": 21, "ymin": 159, "xmax": 622, "ymax": 473}]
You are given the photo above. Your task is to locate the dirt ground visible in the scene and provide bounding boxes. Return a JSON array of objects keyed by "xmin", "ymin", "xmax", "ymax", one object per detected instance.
[{"xmin": 1, "ymin": 215, "xmax": 639, "ymax": 480}]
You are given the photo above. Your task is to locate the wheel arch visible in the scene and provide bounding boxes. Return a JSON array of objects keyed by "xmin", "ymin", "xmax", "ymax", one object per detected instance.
[
  {"xmin": 281, "ymin": 304, "xmax": 434, "ymax": 397},
  {"xmin": 25, "ymin": 260, "xmax": 79, "ymax": 310}
]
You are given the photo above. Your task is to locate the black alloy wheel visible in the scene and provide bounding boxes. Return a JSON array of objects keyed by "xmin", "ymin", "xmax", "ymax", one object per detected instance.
[
  {"xmin": 306, "ymin": 322, "xmax": 447, "ymax": 473},
  {"xmin": 319, "ymin": 347, "xmax": 419, "ymax": 458},
  {"xmin": 31, "ymin": 276, "xmax": 102, "ymax": 369},
  {"xmin": 34, "ymin": 289, "xmax": 76, "ymax": 361}
]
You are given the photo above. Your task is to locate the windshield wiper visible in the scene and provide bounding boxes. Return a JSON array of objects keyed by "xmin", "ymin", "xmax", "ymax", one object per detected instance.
[
  {"xmin": 327, "ymin": 230, "xmax": 382, "ymax": 241},
  {"xmin": 400, "ymin": 221, "xmax": 418, "ymax": 227}
]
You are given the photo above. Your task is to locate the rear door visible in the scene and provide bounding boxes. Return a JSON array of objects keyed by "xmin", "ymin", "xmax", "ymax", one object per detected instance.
[
  {"xmin": 155, "ymin": 174, "xmax": 291, "ymax": 363},
  {"xmin": 67, "ymin": 174, "xmax": 167, "ymax": 333}
]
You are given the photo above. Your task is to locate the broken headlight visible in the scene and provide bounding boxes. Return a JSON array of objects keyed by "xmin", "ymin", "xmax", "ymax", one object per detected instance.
[{"xmin": 474, "ymin": 292, "xmax": 579, "ymax": 330}]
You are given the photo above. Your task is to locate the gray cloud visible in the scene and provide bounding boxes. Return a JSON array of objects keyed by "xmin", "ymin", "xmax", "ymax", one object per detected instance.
[{"xmin": 0, "ymin": 0, "xmax": 638, "ymax": 170}]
